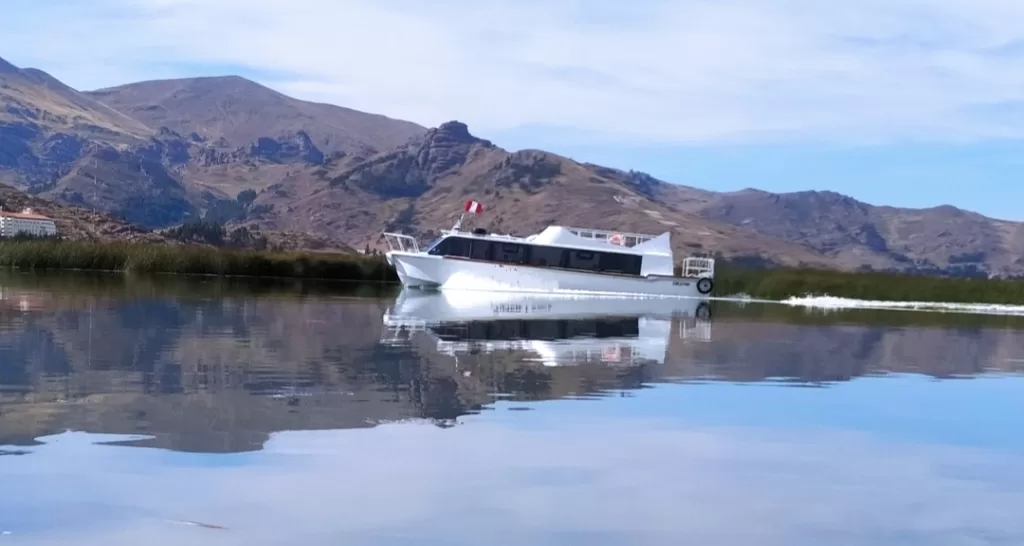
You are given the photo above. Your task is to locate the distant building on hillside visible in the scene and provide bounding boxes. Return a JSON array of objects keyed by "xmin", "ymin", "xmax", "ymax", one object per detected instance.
[{"xmin": 0, "ymin": 208, "xmax": 58, "ymax": 238}]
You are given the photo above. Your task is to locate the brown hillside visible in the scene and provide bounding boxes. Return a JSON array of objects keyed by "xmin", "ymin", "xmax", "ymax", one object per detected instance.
[
  {"xmin": 687, "ymin": 189, "xmax": 1024, "ymax": 275},
  {"xmin": 1, "ymin": 57, "xmax": 201, "ymax": 227},
  {"xmin": 0, "ymin": 183, "xmax": 167, "ymax": 242},
  {"xmin": 235, "ymin": 121, "xmax": 832, "ymax": 267},
  {"xmin": 86, "ymin": 76, "xmax": 426, "ymax": 156},
  {"xmin": 0, "ymin": 56, "xmax": 151, "ymax": 142}
]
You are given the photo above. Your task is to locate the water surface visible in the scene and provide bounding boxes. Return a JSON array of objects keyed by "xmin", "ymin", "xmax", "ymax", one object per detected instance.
[{"xmin": 1, "ymin": 273, "xmax": 1022, "ymax": 545}]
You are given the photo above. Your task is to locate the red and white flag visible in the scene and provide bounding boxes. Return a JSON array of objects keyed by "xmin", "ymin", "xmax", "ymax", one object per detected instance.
[{"xmin": 464, "ymin": 200, "xmax": 485, "ymax": 215}]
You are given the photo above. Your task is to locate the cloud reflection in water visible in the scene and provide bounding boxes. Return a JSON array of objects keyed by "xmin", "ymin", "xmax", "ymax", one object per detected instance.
[{"xmin": 2, "ymin": 381, "xmax": 1023, "ymax": 546}]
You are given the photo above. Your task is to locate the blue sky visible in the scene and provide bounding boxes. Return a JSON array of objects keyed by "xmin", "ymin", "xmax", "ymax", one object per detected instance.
[{"xmin": 5, "ymin": 0, "xmax": 1024, "ymax": 219}]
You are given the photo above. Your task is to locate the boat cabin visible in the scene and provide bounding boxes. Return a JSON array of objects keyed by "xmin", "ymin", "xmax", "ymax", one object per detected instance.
[{"xmin": 422, "ymin": 225, "xmax": 677, "ymax": 277}]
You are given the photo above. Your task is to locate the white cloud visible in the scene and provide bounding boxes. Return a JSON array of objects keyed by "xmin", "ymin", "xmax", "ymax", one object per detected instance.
[{"xmin": 7, "ymin": 0, "xmax": 1024, "ymax": 144}]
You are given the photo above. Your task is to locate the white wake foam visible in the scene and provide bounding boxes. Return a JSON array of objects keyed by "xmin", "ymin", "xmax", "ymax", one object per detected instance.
[{"xmin": 782, "ymin": 295, "xmax": 1024, "ymax": 316}]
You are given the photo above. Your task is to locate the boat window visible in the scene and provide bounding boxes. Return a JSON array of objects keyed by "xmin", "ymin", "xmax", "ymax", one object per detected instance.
[
  {"xmin": 527, "ymin": 246, "xmax": 566, "ymax": 268},
  {"xmin": 496, "ymin": 242, "xmax": 526, "ymax": 263},
  {"xmin": 451, "ymin": 238, "xmax": 472, "ymax": 258},
  {"xmin": 428, "ymin": 238, "xmax": 643, "ymax": 277},
  {"xmin": 427, "ymin": 236, "xmax": 471, "ymax": 258},
  {"xmin": 567, "ymin": 250, "xmax": 601, "ymax": 271},
  {"xmin": 426, "ymin": 237, "xmax": 445, "ymax": 255},
  {"xmin": 599, "ymin": 252, "xmax": 643, "ymax": 275},
  {"xmin": 423, "ymin": 236, "xmax": 443, "ymax": 253},
  {"xmin": 564, "ymin": 318, "xmax": 639, "ymax": 338},
  {"xmin": 432, "ymin": 318, "xmax": 639, "ymax": 342},
  {"xmin": 470, "ymin": 240, "xmax": 494, "ymax": 261}
]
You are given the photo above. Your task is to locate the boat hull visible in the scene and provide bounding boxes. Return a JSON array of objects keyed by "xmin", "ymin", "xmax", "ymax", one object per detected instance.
[{"xmin": 387, "ymin": 252, "xmax": 712, "ymax": 297}]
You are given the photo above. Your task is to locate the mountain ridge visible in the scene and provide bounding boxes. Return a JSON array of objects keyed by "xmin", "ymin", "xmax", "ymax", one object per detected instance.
[
  {"xmin": 0, "ymin": 57, "xmax": 151, "ymax": 140},
  {"xmin": 684, "ymin": 187, "xmax": 1024, "ymax": 275},
  {"xmin": 1, "ymin": 55, "xmax": 1020, "ymax": 275},
  {"xmin": 230, "ymin": 119, "xmax": 833, "ymax": 267},
  {"xmin": 85, "ymin": 76, "xmax": 426, "ymax": 156}
]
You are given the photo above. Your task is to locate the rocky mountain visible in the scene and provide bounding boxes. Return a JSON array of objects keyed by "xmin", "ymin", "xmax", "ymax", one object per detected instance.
[
  {"xmin": 234, "ymin": 121, "xmax": 831, "ymax": 266},
  {"xmin": 85, "ymin": 76, "xmax": 425, "ymax": 157},
  {"xmin": 2, "ymin": 58, "xmax": 416, "ymax": 224},
  {"xmin": 3, "ymin": 54, "xmax": 1023, "ymax": 274},
  {"xmin": 0, "ymin": 57, "xmax": 151, "ymax": 142},
  {"xmin": 683, "ymin": 189, "xmax": 1024, "ymax": 276},
  {"xmin": 1, "ymin": 56, "xmax": 201, "ymax": 227}
]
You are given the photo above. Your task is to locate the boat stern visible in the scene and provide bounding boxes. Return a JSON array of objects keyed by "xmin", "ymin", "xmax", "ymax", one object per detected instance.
[{"xmin": 680, "ymin": 256, "xmax": 716, "ymax": 295}]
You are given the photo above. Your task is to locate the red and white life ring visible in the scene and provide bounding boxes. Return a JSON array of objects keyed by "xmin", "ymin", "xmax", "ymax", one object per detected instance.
[{"xmin": 608, "ymin": 233, "xmax": 624, "ymax": 245}]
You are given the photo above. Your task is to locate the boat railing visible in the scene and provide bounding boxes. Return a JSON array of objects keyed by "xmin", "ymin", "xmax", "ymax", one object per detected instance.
[
  {"xmin": 379, "ymin": 316, "xmax": 430, "ymax": 345},
  {"xmin": 382, "ymin": 232, "xmax": 420, "ymax": 253},
  {"xmin": 563, "ymin": 226, "xmax": 659, "ymax": 247},
  {"xmin": 681, "ymin": 256, "xmax": 715, "ymax": 278},
  {"xmin": 679, "ymin": 319, "xmax": 712, "ymax": 342},
  {"xmin": 441, "ymin": 229, "xmax": 521, "ymax": 241}
]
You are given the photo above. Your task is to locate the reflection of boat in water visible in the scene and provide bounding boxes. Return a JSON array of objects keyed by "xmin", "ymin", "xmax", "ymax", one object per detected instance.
[
  {"xmin": 381, "ymin": 290, "xmax": 712, "ymax": 367},
  {"xmin": 0, "ymin": 286, "xmax": 54, "ymax": 312}
]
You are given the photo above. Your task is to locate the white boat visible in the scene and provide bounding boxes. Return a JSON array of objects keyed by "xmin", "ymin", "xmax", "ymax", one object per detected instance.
[
  {"xmin": 380, "ymin": 291, "xmax": 712, "ymax": 367},
  {"xmin": 382, "ymin": 209, "xmax": 715, "ymax": 297}
]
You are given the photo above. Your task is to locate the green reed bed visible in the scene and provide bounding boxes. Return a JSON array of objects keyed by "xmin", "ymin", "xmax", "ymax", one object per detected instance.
[
  {"xmin": 716, "ymin": 266, "xmax": 1024, "ymax": 304},
  {"xmin": 0, "ymin": 240, "xmax": 398, "ymax": 283},
  {"xmin": 8, "ymin": 239, "xmax": 1023, "ymax": 304}
]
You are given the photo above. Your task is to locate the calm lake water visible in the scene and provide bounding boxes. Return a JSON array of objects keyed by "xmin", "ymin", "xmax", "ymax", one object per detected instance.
[{"xmin": 1, "ymin": 272, "xmax": 1023, "ymax": 545}]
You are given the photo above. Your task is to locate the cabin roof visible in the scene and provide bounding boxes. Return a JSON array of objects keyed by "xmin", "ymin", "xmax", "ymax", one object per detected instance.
[{"xmin": 445, "ymin": 225, "xmax": 673, "ymax": 256}]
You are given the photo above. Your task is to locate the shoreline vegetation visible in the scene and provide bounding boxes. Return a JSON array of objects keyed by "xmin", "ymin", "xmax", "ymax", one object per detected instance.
[
  {"xmin": 3, "ymin": 239, "xmax": 1024, "ymax": 304},
  {"xmin": 0, "ymin": 239, "xmax": 397, "ymax": 283}
]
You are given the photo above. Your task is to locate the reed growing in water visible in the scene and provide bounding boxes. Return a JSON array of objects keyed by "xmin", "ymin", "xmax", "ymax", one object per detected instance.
[
  {"xmin": 6, "ymin": 239, "xmax": 1023, "ymax": 303},
  {"xmin": 0, "ymin": 240, "xmax": 397, "ymax": 282}
]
